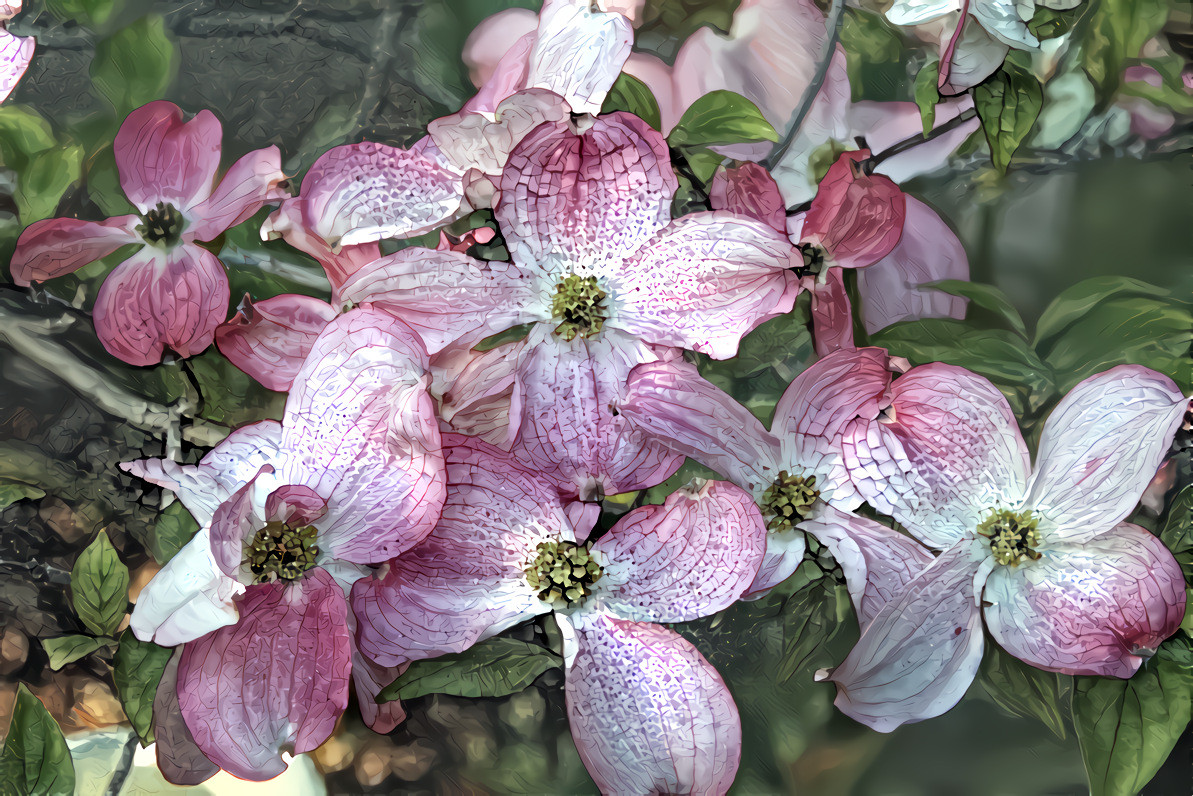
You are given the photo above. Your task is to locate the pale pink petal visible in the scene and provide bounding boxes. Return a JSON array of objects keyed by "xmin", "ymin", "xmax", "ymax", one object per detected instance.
[
  {"xmin": 352, "ymin": 651, "xmax": 406, "ymax": 734},
  {"xmin": 93, "ymin": 243, "xmax": 229, "ymax": 366},
  {"xmin": 208, "ymin": 467, "xmax": 270, "ymax": 578},
  {"xmin": 852, "ymin": 96, "xmax": 979, "ymax": 184},
  {"xmin": 153, "ymin": 654, "xmax": 218, "ymax": 786},
  {"xmin": 743, "ymin": 528, "xmax": 808, "ymax": 599},
  {"xmin": 177, "ymin": 569, "xmax": 353, "ymax": 781},
  {"xmin": 801, "ymin": 150, "xmax": 906, "ymax": 270},
  {"xmin": 0, "ymin": 29, "xmax": 34, "ymax": 104},
  {"xmin": 855, "ymin": 196, "xmax": 968, "ymax": 333},
  {"xmin": 186, "ymin": 146, "xmax": 288, "ymax": 240},
  {"xmin": 820, "ymin": 540, "xmax": 989, "ymax": 732},
  {"xmin": 11, "ymin": 215, "xmax": 139, "ymax": 285},
  {"xmin": 430, "ymin": 89, "xmax": 570, "ymax": 177},
  {"xmin": 567, "ymin": 615, "xmax": 740, "ymax": 795},
  {"xmin": 526, "ymin": 0, "xmax": 632, "ymax": 115},
  {"xmin": 619, "ymin": 357, "xmax": 783, "ymax": 495},
  {"xmin": 351, "ymin": 435, "xmax": 561, "ymax": 667},
  {"xmin": 591, "ymin": 479, "xmax": 767, "ymax": 623},
  {"xmin": 984, "ymin": 522, "xmax": 1186, "ymax": 678},
  {"xmin": 260, "ymin": 195, "xmax": 382, "ymax": 288},
  {"xmin": 463, "ymin": 31, "xmax": 535, "ymax": 115},
  {"xmin": 431, "ymin": 337, "xmax": 528, "ymax": 447},
  {"xmin": 1026, "ymin": 366, "xmax": 1189, "ymax": 540},
  {"xmin": 810, "ymin": 269, "xmax": 855, "ymax": 357},
  {"xmin": 216, "ymin": 294, "xmax": 338, "ymax": 392},
  {"xmin": 622, "ymin": 51, "xmax": 679, "ymax": 129},
  {"xmin": 113, "ymin": 101, "xmax": 222, "ymax": 212},
  {"xmin": 708, "ymin": 162, "xmax": 787, "ymax": 234},
  {"xmin": 461, "ymin": 8, "xmax": 537, "ymax": 93},
  {"xmin": 612, "ymin": 211, "xmax": 801, "ymax": 359}
]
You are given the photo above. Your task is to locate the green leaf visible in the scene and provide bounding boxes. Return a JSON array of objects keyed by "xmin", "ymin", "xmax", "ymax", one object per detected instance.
[
  {"xmin": 1079, "ymin": 0, "xmax": 1168, "ymax": 101},
  {"xmin": 840, "ymin": 8, "xmax": 906, "ymax": 102},
  {"xmin": 377, "ymin": 637, "xmax": 561, "ymax": 702},
  {"xmin": 70, "ymin": 530, "xmax": 130, "ymax": 637},
  {"xmin": 473, "ymin": 322, "xmax": 534, "ymax": 353},
  {"xmin": 149, "ymin": 500, "xmax": 200, "ymax": 565},
  {"xmin": 914, "ymin": 61, "xmax": 941, "ymax": 136},
  {"xmin": 927, "ymin": 279, "xmax": 1028, "ymax": 338},
  {"xmin": 972, "ymin": 60, "xmax": 1043, "ymax": 173},
  {"xmin": 777, "ymin": 575, "xmax": 848, "ymax": 683},
  {"xmin": 1160, "ymin": 486, "xmax": 1193, "ymax": 583},
  {"xmin": 112, "ymin": 630, "xmax": 173, "ymax": 745},
  {"xmin": 0, "ymin": 481, "xmax": 45, "ymax": 510},
  {"xmin": 90, "ymin": 15, "xmax": 179, "ymax": 116},
  {"xmin": 43, "ymin": 635, "xmax": 114, "ymax": 670},
  {"xmin": 15, "ymin": 145, "xmax": 84, "ymax": 224},
  {"xmin": 45, "ymin": 0, "xmax": 124, "ymax": 29},
  {"xmin": 0, "ymin": 685, "xmax": 75, "ymax": 796},
  {"xmin": 601, "ymin": 72, "xmax": 663, "ymax": 131},
  {"xmin": 977, "ymin": 644, "xmax": 1067, "ymax": 739},
  {"xmin": 1073, "ymin": 636, "xmax": 1193, "ymax": 796},
  {"xmin": 1028, "ymin": 6, "xmax": 1081, "ymax": 41},
  {"xmin": 0, "ymin": 106, "xmax": 57, "ymax": 170},
  {"xmin": 667, "ymin": 90, "xmax": 779, "ymax": 149}
]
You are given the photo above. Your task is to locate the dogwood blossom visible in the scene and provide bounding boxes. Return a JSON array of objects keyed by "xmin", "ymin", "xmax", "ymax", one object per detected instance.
[{"xmin": 0, "ymin": 2, "xmax": 33, "ymax": 103}]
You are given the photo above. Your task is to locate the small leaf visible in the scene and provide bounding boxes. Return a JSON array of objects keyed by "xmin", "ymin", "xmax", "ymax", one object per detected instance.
[
  {"xmin": 1080, "ymin": 0, "xmax": 1168, "ymax": 100},
  {"xmin": 377, "ymin": 637, "xmax": 561, "ymax": 702},
  {"xmin": 927, "ymin": 279, "xmax": 1027, "ymax": 338},
  {"xmin": 914, "ymin": 61, "xmax": 941, "ymax": 136},
  {"xmin": 43, "ymin": 635, "xmax": 113, "ymax": 671},
  {"xmin": 150, "ymin": 500, "xmax": 200, "ymax": 565},
  {"xmin": 0, "ymin": 684, "xmax": 76, "ymax": 796},
  {"xmin": 1028, "ymin": 6, "xmax": 1080, "ymax": 41},
  {"xmin": 667, "ymin": 90, "xmax": 779, "ymax": 149},
  {"xmin": 1160, "ymin": 486, "xmax": 1193, "ymax": 583},
  {"xmin": 0, "ymin": 481, "xmax": 45, "ymax": 510},
  {"xmin": 112, "ymin": 630, "xmax": 173, "ymax": 745},
  {"xmin": 473, "ymin": 322, "xmax": 534, "ymax": 353},
  {"xmin": 600, "ymin": 72, "xmax": 663, "ymax": 131},
  {"xmin": 70, "ymin": 530, "xmax": 130, "ymax": 637},
  {"xmin": 0, "ymin": 106, "xmax": 57, "ymax": 170},
  {"xmin": 778, "ymin": 576, "xmax": 847, "ymax": 683},
  {"xmin": 90, "ymin": 15, "xmax": 179, "ymax": 116},
  {"xmin": 973, "ymin": 60, "xmax": 1043, "ymax": 173},
  {"xmin": 977, "ymin": 643, "xmax": 1067, "ymax": 739}
]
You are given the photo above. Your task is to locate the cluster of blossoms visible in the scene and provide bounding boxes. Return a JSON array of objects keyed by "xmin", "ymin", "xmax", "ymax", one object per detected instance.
[{"xmin": 8, "ymin": 0, "xmax": 1190, "ymax": 792}]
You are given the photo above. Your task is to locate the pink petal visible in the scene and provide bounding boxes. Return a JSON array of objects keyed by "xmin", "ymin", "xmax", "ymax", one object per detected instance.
[
  {"xmin": 810, "ymin": 268, "xmax": 855, "ymax": 357},
  {"xmin": 743, "ymin": 527, "xmax": 807, "ymax": 599},
  {"xmin": 619, "ymin": 357, "xmax": 783, "ymax": 495},
  {"xmin": 264, "ymin": 483, "xmax": 327, "ymax": 527},
  {"xmin": 10, "ymin": 215, "xmax": 139, "ymax": 285},
  {"xmin": 177, "ymin": 569, "xmax": 353, "ymax": 781},
  {"xmin": 1026, "ymin": 366, "xmax": 1189, "ymax": 541},
  {"xmin": 709, "ymin": 162, "xmax": 787, "ymax": 234},
  {"xmin": 186, "ymin": 146, "xmax": 289, "ymax": 241},
  {"xmin": 351, "ymin": 435, "xmax": 562, "ymax": 667},
  {"xmin": 430, "ymin": 89, "xmax": 570, "ymax": 178},
  {"xmin": 93, "ymin": 243, "xmax": 230, "ymax": 366},
  {"xmin": 567, "ymin": 615, "xmax": 740, "ymax": 795},
  {"xmin": 431, "ymin": 338, "xmax": 528, "ymax": 447},
  {"xmin": 462, "ymin": 9, "xmax": 537, "ymax": 100},
  {"xmin": 622, "ymin": 51, "xmax": 680, "ymax": 129},
  {"xmin": 216, "ymin": 294, "xmax": 337, "ymax": 392},
  {"xmin": 591, "ymin": 479, "xmax": 767, "ymax": 622},
  {"xmin": 496, "ymin": 113, "xmax": 675, "ymax": 273},
  {"xmin": 114, "ymin": 101, "xmax": 222, "ymax": 212},
  {"xmin": 984, "ymin": 522, "xmax": 1186, "ymax": 678},
  {"xmin": 208, "ymin": 467, "xmax": 270, "ymax": 578},
  {"xmin": 260, "ymin": 196, "xmax": 382, "ymax": 289},
  {"xmin": 153, "ymin": 654, "xmax": 218, "ymax": 786},
  {"xmin": 612, "ymin": 211, "xmax": 801, "ymax": 359},
  {"xmin": 855, "ymin": 197, "xmax": 969, "ymax": 333},
  {"xmin": 801, "ymin": 150, "xmax": 906, "ymax": 270},
  {"xmin": 526, "ymin": 0, "xmax": 633, "ymax": 115},
  {"xmin": 352, "ymin": 651, "xmax": 407, "ymax": 735},
  {"xmin": 0, "ymin": 29, "xmax": 33, "ymax": 104},
  {"xmin": 820, "ymin": 540, "xmax": 988, "ymax": 732}
]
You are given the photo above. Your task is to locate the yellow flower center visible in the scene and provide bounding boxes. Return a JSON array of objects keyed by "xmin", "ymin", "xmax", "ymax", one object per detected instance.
[
  {"xmin": 525, "ymin": 539, "xmax": 603, "ymax": 608},
  {"xmin": 977, "ymin": 509, "xmax": 1042, "ymax": 567},
  {"xmin": 760, "ymin": 470, "xmax": 820, "ymax": 532},
  {"xmin": 551, "ymin": 274, "xmax": 607, "ymax": 341},
  {"xmin": 245, "ymin": 521, "xmax": 320, "ymax": 583}
]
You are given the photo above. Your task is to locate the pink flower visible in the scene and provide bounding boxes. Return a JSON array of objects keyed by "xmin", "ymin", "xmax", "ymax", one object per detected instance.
[
  {"xmin": 822, "ymin": 363, "xmax": 1189, "ymax": 732},
  {"xmin": 354, "ymin": 434, "xmax": 766, "ymax": 794},
  {"xmin": 0, "ymin": 2, "xmax": 33, "ymax": 103},
  {"xmin": 123, "ymin": 307, "xmax": 445, "ymax": 779},
  {"xmin": 10, "ymin": 101, "xmax": 288, "ymax": 366}
]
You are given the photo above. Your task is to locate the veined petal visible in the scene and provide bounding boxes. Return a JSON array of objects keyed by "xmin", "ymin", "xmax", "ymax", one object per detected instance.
[
  {"xmin": 591, "ymin": 479, "xmax": 766, "ymax": 623},
  {"xmin": 526, "ymin": 0, "xmax": 632, "ymax": 115},
  {"xmin": 11, "ymin": 215, "xmax": 139, "ymax": 285},
  {"xmin": 1026, "ymin": 366, "xmax": 1188, "ymax": 542},
  {"xmin": 462, "ymin": 22, "xmax": 536, "ymax": 115},
  {"xmin": 971, "ymin": 0, "xmax": 1038, "ymax": 49},
  {"xmin": 352, "ymin": 651, "xmax": 407, "ymax": 735},
  {"xmin": 886, "ymin": 0, "xmax": 959, "ymax": 26},
  {"xmin": 216, "ymin": 294, "xmax": 338, "ymax": 392},
  {"xmin": 939, "ymin": 14, "xmax": 1011, "ymax": 92},
  {"xmin": 801, "ymin": 150, "xmax": 906, "ymax": 270},
  {"xmin": 431, "ymin": 88, "xmax": 571, "ymax": 177},
  {"xmin": 709, "ymin": 162, "xmax": 787, "ymax": 234},
  {"xmin": 152, "ymin": 653, "xmax": 218, "ymax": 786},
  {"xmin": 744, "ymin": 527, "xmax": 808, "ymax": 599},
  {"xmin": 208, "ymin": 467, "xmax": 270, "ymax": 578},
  {"xmin": 810, "ymin": 269, "xmax": 855, "ymax": 357},
  {"xmin": 177, "ymin": 569, "xmax": 352, "ymax": 781},
  {"xmin": 984, "ymin": 523, "xmax": 1186, "ymax": 678},
  {"xmin": 0, "ymin": 28, "xmax": 33, "ymax": 104},
  {"xmin": 260, "ymin": 195, "xmax": 381, "ymax": 289},
  {"xmin": 186, "ymin": 146, "xmax": 288, "ymax": 240},
  {"xmin": 566, "ymin": 615, "xmax": 740, "ymax": 796},
  {"xmin": 431, "ymin": 337, "xmax": 528, "ymax": 447},
  {"xmin": 114, "ymin": 101, "xmax": 222, "ymax": 212}
]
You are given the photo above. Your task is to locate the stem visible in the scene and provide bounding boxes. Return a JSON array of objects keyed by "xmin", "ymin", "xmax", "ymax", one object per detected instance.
[
  {"xmin": 761, "ymin": 0, "xmax": 846, "ymax": 170},
  {"xmin": 863, "ymin": 109, "xmax": 978, "ymax": 171},
  {"xmin": 104, "ymin": 731, "xmax": 140, "ymax": 796}
]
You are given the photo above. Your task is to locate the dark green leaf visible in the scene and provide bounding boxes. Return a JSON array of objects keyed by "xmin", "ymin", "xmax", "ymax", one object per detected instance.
[
  {"xmin": 973, "ymin": 60, "xmax": 1043, "ymax": 173},
  {"xmin": 90, "ymin": 15, "xmax": 179, "ymax": 116},
  {"xmin": 914, "ymin": 61, "xmax": 941, "ymax": 136},
  {"xmin": 1079, "ymin": 0, "xmax": 1168, "ymax": 100},
  {"xmin": 778, "ymin": 576, "xmax": 848, "ymax": 683},
  {"xmin": 0, "ymin": 481, "xmax": 45, "ymax": 510},
  {"xmin": 1028, "ymin": 6, "xmax": 1080, "ymax": 41},
  {"xmin": 668, "ymin": 90, "xmax": 778, "ymax": 149},
  {"xmin": 681, "ymin": 147, "xmax": 726, "ymax": 185},
  {"xmin": 45, "ymin": 0, "xmax": 124, "ymax": 29},
  {"xmin": 601, "ymin": 72, "xmax": 663, "ymax": 131},
  {"xmin": 43, "ymin": 635, "xmax": 114, "ymax": 671},
  {"xmin": 112, "ymin": 630, "xmax": 173, "ymax": 745},
  {"xmin": 377, "ymin": 637, "xmax": 561, "ymax": 702},
  {"xmin": 978, "ymin": 643, "xmax": 1067, "ymax": 739},
  {"xmin": 0, "ymin": 685, "xmax": 75, "ymax": 796},
  {"xmin": 0, "ymin": 106, "xmax": 57, "ymax": 171},
  {"xmin": 927, "ymin": 279, "xmax": 1028, "ymax": 338},
  {"xmin": 15, "ymin": 145, "xmax": 84, "ymax": 224},
  {"xmin": 473, "ymin": 323, "xmax": 534, "ymax": 353},
  {"xmin": 840, "ymin": 8, "xmax": 906, "ymax": 102},
  {"xmin": 1160, "ymin": 486, "xmax": 1193, "ymax": 583},
  {"xmin": 70, "ymin": 529, "xmax": 130, "ymax": 637},
  {"xmin": 149, "ymin": 500, "xmax": 200, "ymax": 565}
]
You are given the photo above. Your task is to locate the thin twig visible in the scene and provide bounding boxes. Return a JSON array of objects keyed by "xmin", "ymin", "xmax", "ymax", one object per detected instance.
[
  {"xmin": 864, "ymin": 109, "xmax": 978, "ymax": 172},
  {"xmin": 104, "ymin": 732, "xmax": 141, "ymax": 796}
]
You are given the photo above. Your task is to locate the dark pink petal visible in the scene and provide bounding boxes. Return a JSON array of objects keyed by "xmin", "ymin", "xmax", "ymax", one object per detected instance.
[
  {"xmin": 709, "ymin": 162, "xmax": 787, "ymax": 234},
  {"xmin": 265, "ymin": 483, "xmax": 326, "ymax": 526},
  {"xmin": 591, "ymin": 479, "xmax": 767, "ymax": 622},
  {"xmin": 10, "ymin": 215, "xmax": 139, "ymax": 285},
  {"xmin": 619, "ymin": 357, "xmax": 783, "ymax": 495},
  {"xmin": 186, "ymin": 146, "xmax": 289, "ymax": 240},
  {"xmin": 352, "ymin": 435, "xmax": 562, "ymax": 666},
  {"xmin": 153, "ymin": 653, "xmax": 218, "ymax": 786},
  {"xmin": 525, "ymin": 0, "xmax": 633, "ymax": 115},
  {"xmin": 216, "ymin": 294, "xmax": 338, "ymax": 392},
  {"xmin": 810, "ymin": 268, "xmax": 855, "ymax": 357},
  {"xmin": 1026, "ymin": 366, "xmax": 1189, "ymax": 540},
  {"xmin": 93, "ymin": 243, "xmax": 230, "ymax": 366},
  {"xmin": 567, "ymin": 615, "xmax": 740, "ymax": 795},
  {"xmin": 0, "ymin": 29, "xmax": 33, "ymax": 104},
  {"xmin": 820, "ymin": 540, "xmax": 988, "ymax": 733},
  {"xmin": 177, "ymin": 569, "xmax": 353, "ymax": 781},
  {"xmin": 114, "ymin": 101, "xmax": 222, "ymax": 212},
  {"xmin": 801, "ymin": 150, "xmax": 906, "ymax": 270},
  {"xmin": 260, "ymin": 196, "xmax": 382, "ymax": 289},
  {"xmin": 352, "ymin": 651, "xmax": 407, "ymax": 734},
  {"xmin": 984, "ymin": 523, "xmax": 1186, "ymax": 678},
  {"xmin": 855, "ymin": 197, "xmax": 968, "ymax": 334},
  {"xmin": 612, "ymin": 212, "xmax": 802, "ymax": 359},
  {"xmin": 496, "ymin": 112, "xmax": 675, "ymax": 273}
]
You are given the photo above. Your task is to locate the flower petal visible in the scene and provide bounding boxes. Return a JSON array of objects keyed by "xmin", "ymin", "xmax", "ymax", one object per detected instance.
[
  {"xmin": 114, "ymin": 101, "xmax": 222, "ymax": 212},
  {"xmin": 810, "ymin": 268, "xmax": 855, "ymax": 357},
  {"xmin": 984, "ymin": 522, "xmax": 1186, "ymax": 678},
  {"xmin": 526, "ymin": 0, "xmax": 632, "ymax": 115},
  {"xmin": 801, "ymin": 150, "xmax": 906, "ymax": 270},
  {"xmin": 208, "ymin": 467, "xmax": 270, "ymax": 578},
  {"xmin": 566, "ymin": 615, "xmax": 740, "ymax": 795},
  {"xmin": 591, "ymin": 479, "xmax": 767, "ymax": 623},
  {"xmin": 93, "ymin": 244, "xmax": 230, "ymax": 366},
  {"xmin": 886, "ymin": 0, "xmax": 956, "ymax": 25},
  {"xmin": 177, "ymin": 569, "xmax": 353, "ymax": 781},
  {"xmin": 153, "ymin": 653, "xmax": 219, "ymax": 786},
  {"xmin": 0, "ymin": 28, "xmax": 33, "ymax": 104},
  {"xmin": 939, "ymin": 14, "xmax": 1010, "ymax": 92},
  {"xmin": 971, "ymin": 0, "xmax": 1038, "ymax": 49},
  {"xmin": 744, "ymin": 527, "xmax": 808, "ymax": 599},
  {"xmin": 216, "ymin": 294, "xmax": 338, "ymax": 392},
  {"xmin": 820, "ymin": 540, "xmax": 989, "ymax": 732},
  {"xmin": 260, "ymin": 195, "xmax": 381, "ymax": 289},
  {"xmin": 709, "ymin": 162, "xmax": 787, "ymax": 234},
  {"xmin": 10, "ymin": 215, "xmax": 139, "ymax": 285},
  {"xmin": 431, "ymin": 88, "xmax": 571, "ymax": 177},
  {"xmin": 462, "ymin": 22, "xmax": 536, "ymax": 114},
  {"xmin": 352, "ymin": 651, "xmax": 407, "ymax": 735},
  {"xmin": 431, "ymin": 337, "xmax": 529, "ymax": 447},
  {"xmin": 186, "ymin": 146, "xmax": 288, "ymax": 241}
]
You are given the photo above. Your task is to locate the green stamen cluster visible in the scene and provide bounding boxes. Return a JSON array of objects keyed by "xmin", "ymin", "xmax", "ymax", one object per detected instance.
[
  {"xmin": 525, "ymin": 539, "xmax": 603, "ymax": 608},
  {"xmin": 760, "ymin": 471, "xmax": 820, "ymax": 532},
  {"xmin": 137, "ymin": 201, "xmax": 183, "ymax": 245},
  {"xmin": 245, "ymin": 521, "xmax": 320, "ymax": 583},
  {"xmin": 977, "ymin": 509, "xmax": 1042, "ymax": 567},
  {"xmin": 793, "ymin": 244, "xmax": 825, "ymax": 279},
  {"xmin": 551, "ymin": 274, "xmax": 607, "ymax": 341}
]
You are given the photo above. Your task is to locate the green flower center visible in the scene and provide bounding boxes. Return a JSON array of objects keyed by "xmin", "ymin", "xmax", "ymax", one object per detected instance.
[
  {"xmin": 551, "ymin": 274, "xmax": 607, "ymax": 341},
  {"xmin": 977, "ymin": 509, "xmax": 1042, "ymax": 567},
  {"xmin": 245, "ymin": 521, "xmax": 321, "ymax": 583},
  {"xmin": 525, "ymin": 539, "xmax": 603, "ymax": 608},
  {"xmin": 760, "ymin": 470, "xmax": 820, "ymax": 532},
  {"xmin": 793, "ymin": 244, "xmax": 825, "ymax": 279},
  {"xmin": 137, "ymin": 201, "xmax": 183, "ymax": 246}
]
